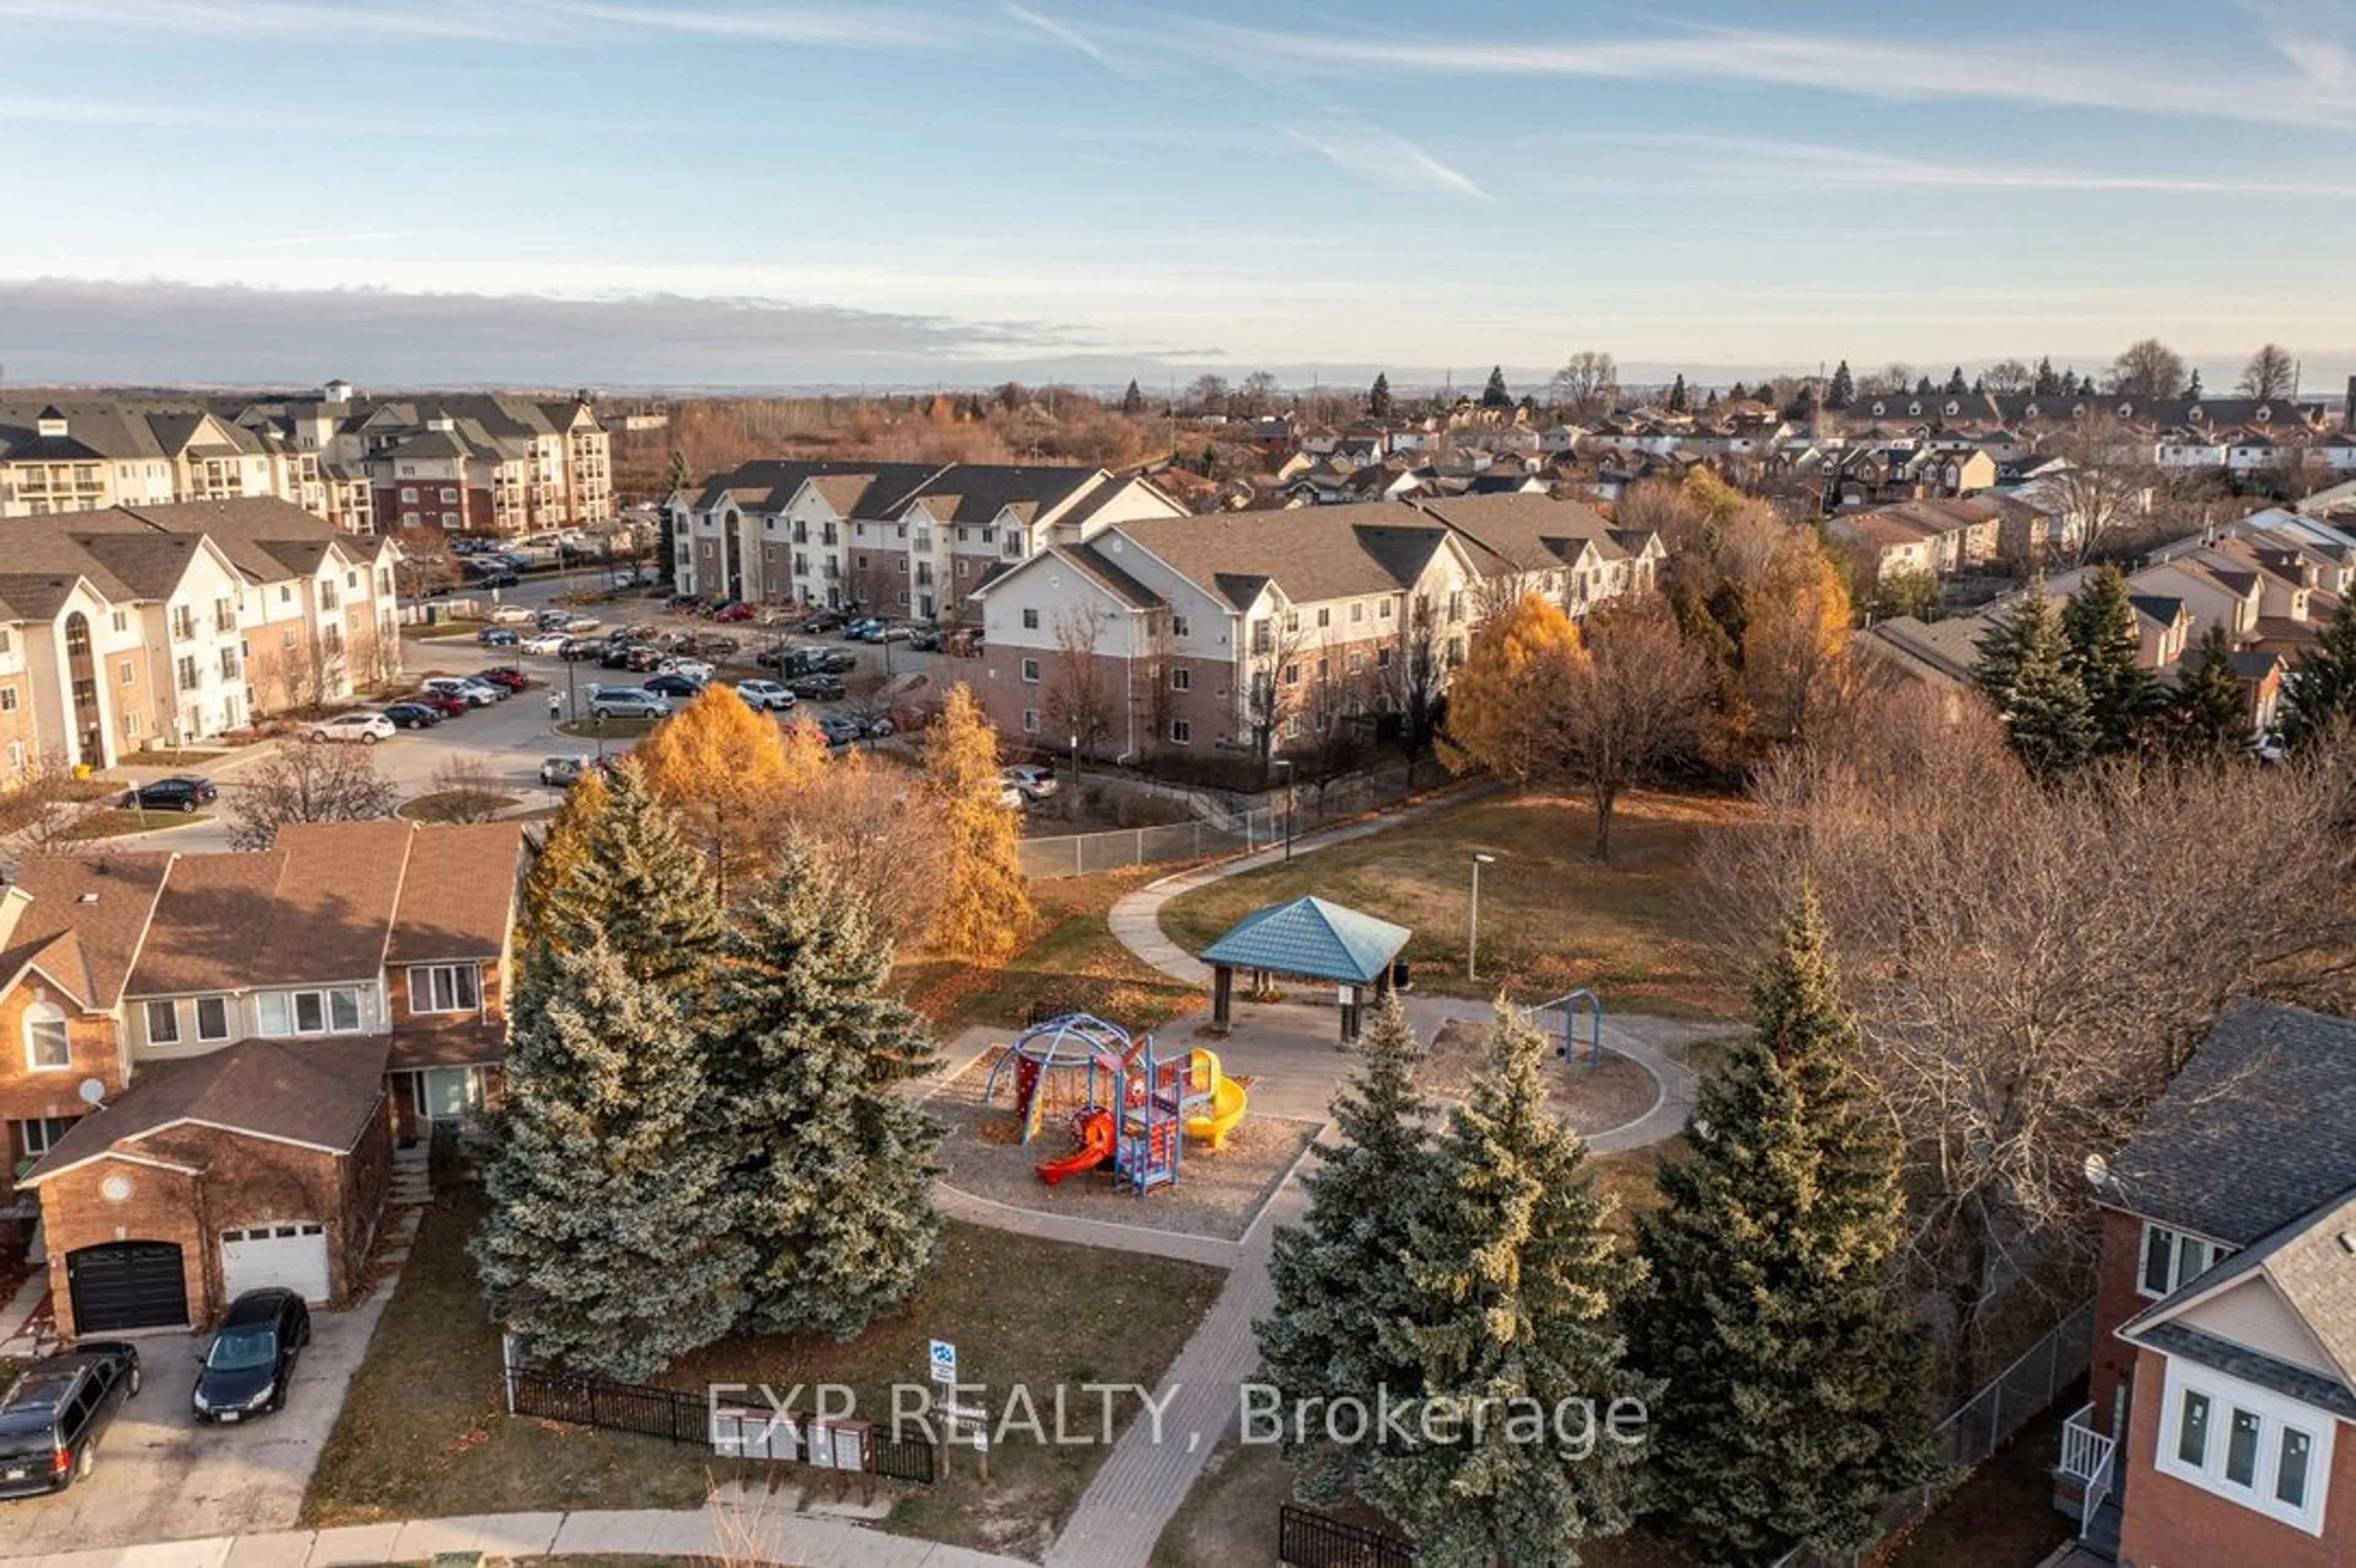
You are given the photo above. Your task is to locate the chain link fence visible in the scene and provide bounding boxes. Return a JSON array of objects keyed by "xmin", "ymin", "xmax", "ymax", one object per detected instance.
[{"xmin": 1018, "ymin": 810, "xmax": 1282, "ymax": 880}]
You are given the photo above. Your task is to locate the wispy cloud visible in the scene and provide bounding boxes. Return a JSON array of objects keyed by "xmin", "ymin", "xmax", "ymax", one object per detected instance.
[
  {"xmin": 511, "ymin": 0, "xmax": 972, "ymax": 49},
  {"xmin": 0, "ymin": 0, "xmax": 545, "ymax": 41},
  {"xmin": 0, "ymin": 0, "xmax": 974, "ymax": 48},
  {"xmin": 249, "ymin": 230, "xmax": 435, "ymax": 248},
  {"xmin": 1192, "ymin": 18, "xmax": 2356, "ymax": 132},
  {"xmin": 1279, "ymin": 119, "xmax": 1490, "ymax": 201},
  {"xmin": 1001, "ymin": 1, "xmax": 1139, "ymax": 79}
]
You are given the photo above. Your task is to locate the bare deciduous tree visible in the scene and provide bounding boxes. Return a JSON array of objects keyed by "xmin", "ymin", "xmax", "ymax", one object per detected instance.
[
  {"xmin": 1544, "ymin": 600, "xmax": 1715, "ymax": 860},
  {"xmin": 2237, "ymin": 342, "xmax": 2297, "ymax": 401},
  {"xmin": 226, "ymin": 737, "xmax": 400, "ymax": 850},
  {"xmin": 0, "ymin": 753, "xmax": 104, "ymax": 856},
  {"xmin": 2033, "ymin": 415, "xmax": 2160, "ymax": 566},
  {"xmin": 1242, "ymin": 609, "xmax": 1311, "ymax": 778},
  {"xmin": 1702, "ymin": 694, "xmax": 2356, "ymax": 1394},
  {"xmin": 1981, "ymin": 358, "xmax": 2034, "ymax": 394},
  {"xmin": 426, "ymin": 756, "xmax": 512, "ymax": 824},
  {"xmin": 1547, "ymin": 350, "xmax": 1619, "ymax": 417},
  {"xmin": 1383, "ymin": 596, "xmax": 1449, "ymax": 786},
  {"xmin": 1041, "ymin": 605, "xmax": 1118, "ymax": 773},
  {"xmin": 2106, "ymin": 337, "xmax": 2188, "ymax": 399}
]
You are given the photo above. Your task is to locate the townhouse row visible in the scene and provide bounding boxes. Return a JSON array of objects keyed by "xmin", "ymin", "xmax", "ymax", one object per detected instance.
[
  {"xmin": 0, "ymin": 380, "xmax": 613, "ymax": 537},
  {"xmin": 0, "ymin": 820, "xmax": 522, "ymax": 1338},
  {"xmin": 0, "ymin": 498, "xmax": 402, "ymax": 777}
]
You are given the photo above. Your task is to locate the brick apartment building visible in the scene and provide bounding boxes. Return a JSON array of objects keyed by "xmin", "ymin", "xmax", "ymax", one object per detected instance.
[
  {"xmin": 0, "ymin": 498, "xmax": 402, "ymax": 777},
  {"xmin": 666, "ymin": 460, "xmax": 1184, "ymax": 618},
  {"xmin": 969, "ymin": 493, "xmax": 1662, "ymax": 762},
  {"xmin": 0, "ymin": 821, "xmax": 523, "ymax": 1337}
]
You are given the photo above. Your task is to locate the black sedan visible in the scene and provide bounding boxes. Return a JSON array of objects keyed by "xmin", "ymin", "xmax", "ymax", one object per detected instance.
[
  {"xmin": 192, "ymin": 1288, "xmax": 310, "ymax": 1424},
  {"xmin": 787, "ymin": 672, "xmax": 847, "ymax": 701},
  {"xmin": 120, "ymin": 775, "xmax": 217, "ymax": 813},
  {"xmin": 643, "ymin": 672, "xmax": 704, "ymax": 699},
  {"xmin": 382, "ymin": 702, "xmax": 444, "ymax": 730}
]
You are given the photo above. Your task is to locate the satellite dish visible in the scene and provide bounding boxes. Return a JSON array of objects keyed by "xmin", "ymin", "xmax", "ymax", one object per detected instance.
[
  {"xmin": 77, "ymin": 1078, "xmax": 107, "ymax": 1109},
  {"xmin": 2084, "ymin": 1152, "xmax": 2109, "ymax": 1188}
]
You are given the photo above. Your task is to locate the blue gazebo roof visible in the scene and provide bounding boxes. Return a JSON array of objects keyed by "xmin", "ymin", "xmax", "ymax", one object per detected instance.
[{"xmin": 1199, "ymin": 896, "xmax": 1411, "ymax": 985}]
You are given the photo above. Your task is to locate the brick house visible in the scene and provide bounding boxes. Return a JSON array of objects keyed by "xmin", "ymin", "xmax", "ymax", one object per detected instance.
[
  {"xmin": 0, "ymin": 820, "xmax": 523, "ymax": 1338},
  {"xmin": 2055, "ymin": 1001, "xmax": 2356, "ymax": 1563}
]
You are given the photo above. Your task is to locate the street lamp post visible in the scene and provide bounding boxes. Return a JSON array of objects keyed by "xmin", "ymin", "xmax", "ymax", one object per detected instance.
[
  {"xmin": 1275, "ymin": 758, "xmax": 1295, "ymax": 861},
  {"xmin": 1467, "ymin": 852, "xmax": 1496, "ymax": 981}
]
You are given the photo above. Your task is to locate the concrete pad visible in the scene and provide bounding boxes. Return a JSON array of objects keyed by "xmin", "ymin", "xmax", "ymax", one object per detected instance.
[
  {"xmin": 382, "ymin": 1521, "xmax": 480, "ymax": 1559},
  {"xmin": 463, "ymin": 1514, "xmax": 564, "ymax": 1557},
  {"xmin": 302, "ymin": 1523, "xmax": 405, "ymax": 1566},
  {"xmin": 547, "ymin": 1513, "xmax": 663, "ymax": 1555},
  {"xmin": 222, "ymin": 1534, "xmax": 315, "ymax": 1568},
  {"xmin": 121, "ymin": 1542, "xmax": 234, "ymax": 1568}
]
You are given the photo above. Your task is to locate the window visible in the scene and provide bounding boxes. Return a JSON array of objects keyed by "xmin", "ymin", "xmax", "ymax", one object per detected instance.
[
  {"xmin": 1169, "ymin": 718, "xmax": 1192, "ymax": 744},
  {"xmin": 439, "ymin": 487, "xmax": 457, "ymax": 504},
  {"xmin": 117, "ymin": 661, "xmax": 135, "ymax": 687},
  {"xmin": 195, "ymin": 996, "xmax": 229, "ymax": 1041},
  {"xmin": 145, "ymin": 1001, "xmax": 179, "ymax": 1045},
  {"xmin": 1171, "ymin": 613, "xmax": 1190, "ymax": 638},
  {"xmin": 1284, "ymin": 610, "xmax": 1301, "ymax": 632},
  {"xmin": 2227, "ymin": 1409, "xmax": 2261, "ymax": 1488},
  {"xmin": 18, "ymin": 1116, "xmax": 73, "ymax": 1158},
  {"xmin": 2278, "ymin": 1428, "xmax": 2314, "ymax": 1508},
  {"xmin": 407, "ymin": 964, "xmax": 480, "ymax": 1015},
  {"xmin": 1348, "ymin": 651, "xmax": 1365, "ymax": 673},
  {"xmin": 408, "ymin": 1066, "xmax": 488, "ymax": 1122},
  {"xmin": 23, "ymin": 1002, "xmax": 69, "ymax": 1070},
  {"xmin": 1252, "ymin": 621, "xmax": 1273, "ymax": 655},
  {"xmin": 294, "ymin": 991, "xmax": 325, "ymax": 1033},
  {"xmin": 1022, "ymin": 608, "xmax": 1040, "ymax": 630},
  {"xmin": 1281, "ymin": 663, "xmax": 1299, "ymax": 686},
  {"xmin": 400, "ymin": 486, "xmax": 417, "ymax": 504},
  {"xmin": 1377, "ymin": 646, "xmax": 1392, "ymax": 668},
  {"xmin": 1351, "ymin": 601, "xmax": 1365, "ymax": 623},
  {"xmin": 177, "ymin": 655, "xmax": 199, "ymax": 693},
  {"xmin": 330, "ymin": 990, "xmax": 360, "ymax": 1032},
  {"xmin": 857, "ymin": 554, "xmax": 869, "ymax": 570},
  {"xmin": 1171, "ymin": 667, "xmax": 1191, "ymax": 691},
  {"xmin": 2178, "ymin": 1391, "xmax": 2212, "ymax": 1467},
  {"xmin": 2141, "ymin": 1223, "xmax": 2231, "ymax": 1297},
  {"xmin": 109, "ymin": 610, "xmax": 128, "ymax": 634},
  {"xmin": 1022, "ymin": 709, "xmax": 1040, "ymax": 734},
  {"xmin": 2158, "ymin": 1361, "xmax": 2333, "ymax": 1535},
  {"xmin": 1021, "ymin": 658, "xmax": 1042, "ymax": 684},
  {"xmin": 1316, "ymin": 607, "xmax": 1331, "ymax": 628},
  {"xmin": 0, "ymin": 691, "xmax": 14, "ymax": 714}
]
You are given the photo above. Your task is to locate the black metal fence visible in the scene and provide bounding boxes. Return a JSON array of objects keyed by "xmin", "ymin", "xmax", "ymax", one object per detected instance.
[
  {"xmin": 1278, "ymin": 1503, "xmax": 1414, "ymax": 1568},
  {"xmin": 505, "ymin": 1366, "xmax": 935, "ymax": 1485}
]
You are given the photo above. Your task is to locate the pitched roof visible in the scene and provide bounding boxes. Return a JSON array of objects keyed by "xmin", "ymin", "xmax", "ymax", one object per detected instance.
[
  {"xmin": 1199, "ymin": 896, "xmax": 1411, "ymax": 985},
  {"xmin": 2094, "ymin": 1001, "xmax": 2356, "ymax": 1245},
  {"xmin": 0, "ymin": 854, "xmax": 174, "ymax": 1010},
  {"xmin": 385, "ymin": 821, "xmax": 524, "ymax": 963},
  {"xmin": 19, "ymin": 1035, "xmax": 388, "ymax": 1184},
  {"xmin": 1049, "ymin": 542, "xmax": 1161, "ymax": 612}
]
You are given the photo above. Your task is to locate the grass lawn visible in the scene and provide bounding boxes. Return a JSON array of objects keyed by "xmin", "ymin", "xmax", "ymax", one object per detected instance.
[
  {"xmin": 307, "ymin": 1186, "xmax": 1225, "ymax": 1562},
  {"xmin": 899, "ymin": 867, "xmax": 1205, "ymax": 1037},
  {"xmin": 401, "ymin": 790, "xmax": 521, "ymax": 823},
  {"xmin": 126, "ymin": 748, "xmax": 228, "ymax": 766},
  {"xmin": 557, "ymin": 716, "xmax": 660, "ymax": 740},
  {"xmin": 64, "ymin": 807, "xmax": 214, "ymax": 839},
  {"xmin": 1158, "ymin": 790, "xmax": 1752, "ymax": 1021}
]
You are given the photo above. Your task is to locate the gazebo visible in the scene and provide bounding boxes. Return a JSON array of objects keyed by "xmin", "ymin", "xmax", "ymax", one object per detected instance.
[{"xmin": 1199, "ymin": 895, "xmax": 1412, "ymax": 1042}]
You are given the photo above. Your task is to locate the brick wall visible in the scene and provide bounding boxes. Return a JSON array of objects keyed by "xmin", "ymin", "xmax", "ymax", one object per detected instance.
[
  {"xmin": 0, "ymin": 985, "xmax": 126, "ymax": 1118},
  {"xmin": 2115, "ymin": 1344, "xmax": 2354, "ymax": 1568},
  {"xmin": 0, "ymin": 672, "xmax": 37, "ymax": 773},
  {"xmin": 2090, "ymin": 1206, "xmax": 2150, "ymax": 1435}
]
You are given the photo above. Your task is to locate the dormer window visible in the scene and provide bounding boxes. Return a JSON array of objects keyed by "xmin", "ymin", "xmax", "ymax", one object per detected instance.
[
  {"xmin": 2255, "ymin": 404, "xmax": 2273, "ymax": 423},
  {"xmin": 23, "ymin": 1002, "xmax": 69, "ymax": 1070}
]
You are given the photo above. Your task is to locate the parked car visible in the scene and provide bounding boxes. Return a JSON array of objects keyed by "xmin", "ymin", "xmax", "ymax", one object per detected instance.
[
  {"xmin": 558, "ymin": 637, "xmax": 604, "ymax": 661},
  {"xmin": 536, "ymin": 609, "xmax": 574, "ymax": 631},
  {"xmin": 490, "ymin": 605, "xmax": 536, "ymax": 626},
  {"xmin": 801, "ymin": 609, "xmax": 848, "ymax": 634},
  {"xmin": 714, "ymin": 602, "xmax": 758, "ymax": 623},
  {"xmin": 690, "ymin": 634, "xmax": 741, "ymax": 658},
  {"xmin": 120, "ymin": 775, "xmax": 217, "ymax": 813},
  {"xmin": 732, "ymin": 680, "xmax": 795, "ymax": 712},
  {"xmin": 842, "ymin": 617, "xmax": 885, "ymax": 641},
  {"xmin": 821, "ymin": 649, "xmax": 859, "ymax": 673},
  {"xmin": 468, "ymin": 569, "xmax": 521, "ymax": 590},
  {"xmin": 787, "ymin": 672, "xmax": 847, "ymax": 701},
  {"xmin": 310, "ymin": 711, "xmax": 395, "ymax": 744},
  {"xmin": 658, "ymin": 658, "xmax": 714, "ymax": 682},
  {"xmin": 598, "ymin": 644, "xmax": 639, "ymax": 670},
  {"xmin": 817, "ymin": 714, "xmax": 866, "ymax": 747},
  {"xmin": 872, "ymin": 623, "xmax": 914, "ymax": 644},
  {"xmin": 475, "ymin": 626, "xmax": 518, "ymax": 647},
  {"xmin": 191, "ymin": 1289, "xmax": 309, "ymax": 1424},
  {"xmin": 1002, "ymin": 764, "xmax": 1060, "ymax": 801},
  {"xmin": 539, "ymin": 755, "xmax": 590, "ymax": 786},
  {"xmin": 909, "ymin": 628, "xmax": 945, "ymax": 652},
  {"xmin": 422, "ymin": 677, "xmax": 499, "ymax": 707},
  {"xmin": 998, "ymin": 783, "xmax": 1027, "ymax": 810},
  {"xmin": 475, "ymin": 666, "xmax": 531, "ymax": 691},
  {"xmin": 588, "ymin": 686, "xmax": 671, "ymax": 721},
  {"xmin": 521, "ymin": 631, "xmax": 569, "ymax": 655},
  {"xmin": 0, "ymin": 1343, "xmax": 139, "ymax": 1496},
  {"xmin": 408, "ymin": 691, "xmax": 471, "ymax": 718},
  {"xmin": 381, "ymin": 702, "xmax": 444, "ymax": 730},
  {"xmin": 642, "ymin": 672, "xmax": 704, "ymax": 699},
  {"xmin": 560, "ymin": 615, "xmax": 602, "ymax": 633}
]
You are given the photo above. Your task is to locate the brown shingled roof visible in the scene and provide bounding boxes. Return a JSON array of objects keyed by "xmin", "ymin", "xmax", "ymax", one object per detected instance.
[
  {"xmin": 2, "ymin": 854, "xmax": 174, "ymax": 1010},
  {"xmin": 387, "ymin": 823, "xmax": 524, "ymax": 963}
]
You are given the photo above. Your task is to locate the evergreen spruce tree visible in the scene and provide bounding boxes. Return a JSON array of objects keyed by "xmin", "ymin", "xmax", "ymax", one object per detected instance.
[
  {"xmin": 1912, "ymin": 374, "xmax": 1934, "ymax": 397},
  {"xmin": 711, "ymin": 842, "xmax": 945, "ymax": 1339},
  {"xmin": 1666, "ymin": 372, "xmax": 1688, "ymax": 412},
  {"xmin": 1971, "ymin": 374, "xmax": 1986, "ymax": 396},
  {"xmin": 532, "ymin": 762, "xmax": 723, "ymax": 983},
  {"xmin": 1363, "ymin": 1005, "xmax": 1657, "ymax": 1568},
  {"xmin": 1482, "ymin": 366, "xmax": 1514, "ymax": 410},
  {"xmin": 474, "ymin": 934, "xmax": 750, "ymax": 1380},
  {"xmin": 2033, "ymin": 356, "xmax": 2059, "ymax": 396},
  {"xmin": 2059, "ymin": 564, "xmax": 2159, "ymax": 756},
  {"xmin": 2171, "ymin": 625, "xmax": 2249, "ymax": 756},
  {"xmin": 1633, "ymin": 888, "xmax": 1936, "ymax": 1564},
  {"xmin": 2078, "ymin": 372, "xmax": 2099, "ymax": 396},
  {"xmin": 1974, "ymin": 588, "xmax": 2095, "ymax": 778},
  {"xmin": 2186, "ymin": 367, "xmax": 2204, "ymax": 399},
  {"xmin": 1120, "ymin": 379, "xmax": 1145, "ymax": 415},
  {"xmin": 1944, "ymin": 366, "xmax": 1967, "ymax": 394},
  {"xmin": 1826, "ymin": 360, "xmax": 1854, "ymax": 409},
  {"xmin": 1369, "ymin": 372, "xmax": 1395, "ymax": 418},
  {"xmin": 1254, "ymin": 995, "xmax": 1433, "ymax": 1502},
  {"xmin": 1728, "ymin": 380, "xmax": 1748, "ymax": 401},
  {"xmin": 2279, "ymin": 599, "xmax": 2356, "ymax": 750}
]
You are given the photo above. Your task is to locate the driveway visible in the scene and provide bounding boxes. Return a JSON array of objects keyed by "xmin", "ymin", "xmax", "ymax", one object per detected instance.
[{"xmin": 0, "ymin": 1291, "xmax": 386, "ymax": 1549}]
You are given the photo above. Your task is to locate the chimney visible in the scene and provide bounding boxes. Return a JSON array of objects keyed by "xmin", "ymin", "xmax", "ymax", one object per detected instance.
[{"xmin": 2344, "ymin": 375, "xmax": 2355, "ymax": 427}]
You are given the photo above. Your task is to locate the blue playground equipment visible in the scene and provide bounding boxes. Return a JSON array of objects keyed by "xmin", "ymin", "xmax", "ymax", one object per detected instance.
[
  {"xmin": 1536, "ymin": 987, "xmax": 1605, "ymax": 1069},
  {"xmin": 984, "ymin": 1012, "xmax": 1214, "ymax": 1194}
]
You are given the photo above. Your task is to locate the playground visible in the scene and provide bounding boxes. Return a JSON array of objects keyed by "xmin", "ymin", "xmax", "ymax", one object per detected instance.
[{"xmin": 930, "ymin": 1013, "xmax": 1322, "ymax": 1241}]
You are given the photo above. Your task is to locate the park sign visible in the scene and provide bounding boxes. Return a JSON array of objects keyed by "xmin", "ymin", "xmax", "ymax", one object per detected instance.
[{"xmin": 929, "ymin": 1338, "xmax": 958, "ymax": 1385}]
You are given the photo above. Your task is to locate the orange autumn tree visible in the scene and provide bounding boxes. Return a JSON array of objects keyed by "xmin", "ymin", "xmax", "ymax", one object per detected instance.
[
  {"xmin": 1740, "ymin": 536, "xmax": 1858, "ymax": 748},
  {"xmin": 918, "ymin": 683, "xmax": 1032, "ymax": 961},
  {"xmin": 520, "ymin": 764, "xmax": 609, "ymax": 946},
  {"xmin": 1439, "ymin": 593, "xmax": 1583, "ymax": 786},
  {"xmin": 631, "ymin": 685, "xmax": 793, "ymax": 902}
]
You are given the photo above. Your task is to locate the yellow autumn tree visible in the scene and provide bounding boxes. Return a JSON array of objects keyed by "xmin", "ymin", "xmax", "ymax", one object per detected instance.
[
  {"xmin": 631, "ymin": 685, "xmax": 793, "ymax": 903},
  {"xmin": 1439, "ymin": 593, "xmax": 1584, "ymax": 785},
  {"xmin": 1741, "ymin": 537, "xmax": 1858, "ymax": 747},
  {"xmin": 520, "ymin": 766, "xmax": 608, "ymax": 947},
  {"xmin": 918, "ymin": 685, "xmax": 1031, "ymax": 961}
]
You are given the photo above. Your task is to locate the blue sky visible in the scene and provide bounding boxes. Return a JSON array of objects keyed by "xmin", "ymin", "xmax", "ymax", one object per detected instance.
[{"xmin": 4, "ymin": 0, "xmax": 2356, "ymax": 388}]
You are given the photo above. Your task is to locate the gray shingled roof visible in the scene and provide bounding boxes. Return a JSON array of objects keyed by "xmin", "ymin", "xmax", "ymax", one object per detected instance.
[
  {"xmin": 2096, "ymin": 1000, "xmax": 2356, "ymax": 1245},
  {"xmin": 2128, "ymin": 1322, "xmax": 2356, "ymax": 1420}
]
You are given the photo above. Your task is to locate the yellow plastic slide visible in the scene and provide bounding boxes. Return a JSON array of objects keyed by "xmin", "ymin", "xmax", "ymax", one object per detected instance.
[{"xmin": 1185, "ymin": 1048, "xmax": 1249, "ymax": 1150}]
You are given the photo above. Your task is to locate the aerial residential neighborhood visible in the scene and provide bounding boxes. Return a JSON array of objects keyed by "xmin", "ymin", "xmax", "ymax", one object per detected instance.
[{"xmin": 4, "ymin": 6, "xmax": 2356, "ymax": 1568}]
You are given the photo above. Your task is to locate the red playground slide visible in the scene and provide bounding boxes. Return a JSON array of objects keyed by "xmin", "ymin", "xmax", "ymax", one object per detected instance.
[{"xmin": 1035, "ymin": 1109, "xmax": 1117, "ymax": 1186}]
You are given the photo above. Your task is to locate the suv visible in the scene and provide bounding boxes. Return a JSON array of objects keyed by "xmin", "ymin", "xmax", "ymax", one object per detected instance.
[
  {"xmin": 192, "ymin": 1288, "xmax": 310, "ymax": 1424},
  {"xmin": 0, "ymin": 1343, "xmax": 140, "ymax": 1496}
]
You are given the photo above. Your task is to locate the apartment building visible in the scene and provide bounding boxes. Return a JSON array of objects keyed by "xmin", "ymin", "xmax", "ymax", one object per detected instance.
[
  {"xmin": 0, "ymin": 821, "xmax": 523, "ymax": 1336},
  {"xmin": 668, "ymin": 460, "xmax": 1184, "ymax": 617},
  {"xmin": 969, "ymin": 494, "xmax": 1662, "ymax": 761},
  {"xmin": 2, "ymin": 383, "xmax": 614, "ymax": 538},
  {"xmin": 0, "ymin": 498, "xmax": 401, "ymax": 774}
]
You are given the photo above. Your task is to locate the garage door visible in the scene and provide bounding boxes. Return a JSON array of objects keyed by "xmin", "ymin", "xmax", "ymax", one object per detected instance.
[
  {"xmin": 220, "ymin": 1222, "xmax": 330, "ymax": 1304},
  {"xmin": 66, "ymin": 1242, "xmax": 189, "ymax": 1334}
]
